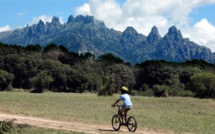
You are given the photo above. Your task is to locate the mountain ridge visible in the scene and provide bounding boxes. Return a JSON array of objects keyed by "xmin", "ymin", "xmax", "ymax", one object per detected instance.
[{"xmin": 0, "ymin": 15, "xmax": 214, "ymax": 64}]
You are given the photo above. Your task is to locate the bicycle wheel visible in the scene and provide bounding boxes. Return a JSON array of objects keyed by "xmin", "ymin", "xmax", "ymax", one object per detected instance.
[
  {"xmin": 127, "ymin": 116, "xmax": 137, "ymax": 132},
  {"xmin": 111, "ymin": 114, "xmax": 121, "ymax": 131}
]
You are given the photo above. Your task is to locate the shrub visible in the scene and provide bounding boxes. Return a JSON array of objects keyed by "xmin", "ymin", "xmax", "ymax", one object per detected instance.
[
  {"xmin": 188, "ymin": 73, "xmax": 215, "ymax": 98},
  {"xmin": 152, "ymin": 85, "xmax": 169, "ymax": 97},
  {"xmin": 178, "ymin": 90, "xmax": 194, "ymax": 97},
  {"xmin": 141, "ymin": 89, "xmax": 154, "ymax": 97},
  {"xmin": 0, "ymin": 119, "xmax": 16, "ymax": 133},
  {"xmin": 29, "ymin": 70, "xmax": 53, "ymax": 93},
  {"xmin": 98, "ymin": 87, "xmax": 109, "ymax": 96},
  {"xmin": 0, "ymin": 69, "xmax": 14, "ymax": 91},
  {"xmin": 5, "ymin": 84, "xmax": 13, "ymax": 91},
  {"xmin": 130, "ymin": 90, "xmax": 139, "ymax": 96}
]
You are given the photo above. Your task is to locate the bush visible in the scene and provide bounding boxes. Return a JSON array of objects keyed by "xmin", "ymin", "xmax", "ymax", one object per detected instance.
[
  {"xmin": 152, "ymin": 85, "xmax": 169, "ymax": 97},
  {"xmin": 130, "ymin": 90, "xmax": 139, "ymax": 96},
  {"xmin": 5, "ymin": 84, "xmax": 13, "ymax": 91},
  {"xmin": 0, "ymin": 119, "xmax": 16, "ymax": 133},
  {"xmin": 188, "ymin": 73, "xmax": 215, "ymax": 98},
  {"xmin": 29, "ymin": 70, "xmax": 53, "ymax": 93},
  {"xmin": 0, "ymin": 69, "xmax": 14, "ymax": 91},
  {"xmin": 141, "ymin": 89, "xmax": 155, "ymax": 97},
  {"xmin": 178, "ymin": 90, "xmax": 194, "ymax": 97},
  {"xmin": 98, "ymin": 88, "xmax": 109, "ymax": 96}
]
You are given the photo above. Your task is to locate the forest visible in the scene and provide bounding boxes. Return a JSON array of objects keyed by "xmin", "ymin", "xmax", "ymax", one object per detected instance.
[{"xmin": 0, "ymin": 42, "xmax": 215, "ymax": 98}]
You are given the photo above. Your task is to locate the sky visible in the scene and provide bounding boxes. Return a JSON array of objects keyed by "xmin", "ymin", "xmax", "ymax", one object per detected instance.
[{"xmin": 1, "ymin": 0, "xmax": 215, "ymax": 52}]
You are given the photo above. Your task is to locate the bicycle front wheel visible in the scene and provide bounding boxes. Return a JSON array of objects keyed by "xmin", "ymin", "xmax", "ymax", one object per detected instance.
[
  {"xmin": 111, "ymin": 114, "xmax": 121, "ymax": 131},
  {"xmin": 127, "ymin": 116, "xmax": 137, "ymax": 132}
]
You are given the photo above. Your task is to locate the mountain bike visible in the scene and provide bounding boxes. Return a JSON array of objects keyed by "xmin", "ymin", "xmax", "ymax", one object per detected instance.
[{"xmin": 111, "ymin": 105, "xmax": 137, "ymax": 132}]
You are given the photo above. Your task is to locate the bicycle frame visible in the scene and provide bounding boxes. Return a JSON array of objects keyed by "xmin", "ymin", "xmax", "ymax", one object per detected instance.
[
  {"xmin": 111, "ymin": 104, "xmax": 137, "ymax": 132},
  {"xmin": 115, "ymin": 105, "xmax": 127, "ymax": 123}
]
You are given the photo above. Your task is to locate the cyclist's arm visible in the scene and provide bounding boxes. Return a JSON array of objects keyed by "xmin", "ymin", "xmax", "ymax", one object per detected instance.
[{"xmin": 111, "ymin": 99, "xmax": 120, "ymax": 107}]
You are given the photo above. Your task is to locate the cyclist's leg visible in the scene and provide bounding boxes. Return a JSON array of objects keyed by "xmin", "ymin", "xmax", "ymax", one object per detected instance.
[
  {"xmin": 119, "ymin": 106, "xmax": 127, "ymax": 123},
  {"xmin": 124, "ymin": 108, "xmax": 131, "ymax": 121},
  {"xmin": 118, "ymin": 108, "xmax": 123, "ymax": 122}
]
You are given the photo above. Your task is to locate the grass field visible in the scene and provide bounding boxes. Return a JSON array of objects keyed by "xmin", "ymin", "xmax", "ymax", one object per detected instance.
[
  {"xmin": 0, "ymin": 91, "xmax": 215, "ymax": 134},
  {"xmin": 13, "ymin": 124, "xmax": 84, "ymax": 134}
]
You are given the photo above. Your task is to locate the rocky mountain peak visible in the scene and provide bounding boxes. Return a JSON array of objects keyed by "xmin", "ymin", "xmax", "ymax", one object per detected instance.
[
  {"xmin": 120, "ymin": 27, "xmax": 139, "ymax": 44},
  {"xmin": 0, "ymin": 14, "xmax": 214, "ymax": 64},
  {"xmin": 146, "ymin": 26, "xmax": 161, "ymax": 44},
  {"xmin": 85, "ymin": 15, "xmax": 95, "ymax": 23},
  {"xmin": 124, "ymin": 27, "xmax": 138, "ymax": 34},
  {"xmin": 51, "ymin": 16, "xmax": 61, "ymax": 25},
  {"xmin": 67, "ymin": 15, "xmax": 105, "ymax": 26},
  {"xmin": 36, "ymin": 20, "xmax": 46, "ymax": 33},
  {"xmin": 38, "ymin": 20, "xmax": 45, "ymax": 26},
  {"xmin": 165, "ymin": 26, "xmax": 183, "ymax": 41},
  {"xmin": 151, "ymin": 26, "xmax": 159, "ymax": 34},
  {"xmin": 74, "ymin": 15, "xmax": 86, "ymax": 23},
  {"xmin": 168, "ymin": 26, "xmax": 179, "ymax": 34},
  {"xmin": 67, "ymin": 15, "xmax": 75, "ymax": 24}
]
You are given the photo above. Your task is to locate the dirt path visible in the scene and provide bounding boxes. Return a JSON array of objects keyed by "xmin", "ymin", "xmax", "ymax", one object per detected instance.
[{"xmin": 0, "ymin": 113, "xmax": 177, "ymax": 134}]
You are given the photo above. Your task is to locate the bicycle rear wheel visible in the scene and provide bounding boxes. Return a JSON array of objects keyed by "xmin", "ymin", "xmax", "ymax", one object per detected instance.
[
  {"xmin": 111, "ymin": 114, "xmax": 121, "ymax": 131},
  {"xmin": 127, "ymin": 116, "xmax": 137, "ymax": 132}
]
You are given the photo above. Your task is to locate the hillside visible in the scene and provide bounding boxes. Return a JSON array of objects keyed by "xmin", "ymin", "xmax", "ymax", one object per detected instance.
[{"xmin": 0, "ymin": 15, "xmax": 214, "ymax": 64}]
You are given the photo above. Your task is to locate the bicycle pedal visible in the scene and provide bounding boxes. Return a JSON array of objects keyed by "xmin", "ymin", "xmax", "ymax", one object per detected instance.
[{"xmin": 121, "ymin": 122, "xmax": 126, "ymax": 126}]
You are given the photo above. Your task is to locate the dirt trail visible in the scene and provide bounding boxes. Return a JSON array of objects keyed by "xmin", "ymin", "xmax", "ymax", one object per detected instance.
[{"xmin": 0, "ymin": 112, "xmax": 177, "ymax": 134}]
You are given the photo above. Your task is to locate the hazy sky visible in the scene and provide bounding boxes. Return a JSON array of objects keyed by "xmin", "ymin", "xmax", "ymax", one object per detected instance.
[{"xmin": 1, "ymin": 0, "xmax": 215, "ymax": 52}]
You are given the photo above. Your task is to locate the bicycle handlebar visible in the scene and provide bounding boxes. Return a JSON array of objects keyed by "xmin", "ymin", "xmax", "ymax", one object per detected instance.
[{"xmin": 112, "ymin": 104, "xmax": 122, "ymax": 107}]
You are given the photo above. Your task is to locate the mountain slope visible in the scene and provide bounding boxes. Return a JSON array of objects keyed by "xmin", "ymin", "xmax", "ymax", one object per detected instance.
[{"xmin": 0, "ymin": 15, "xmax": 214, "ymax": 64}]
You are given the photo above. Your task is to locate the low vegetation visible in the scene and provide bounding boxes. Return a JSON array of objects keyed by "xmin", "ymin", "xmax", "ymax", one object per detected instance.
[{"xmin": 0, "ymin": 119, "xmax": 16, "ymax": 134}]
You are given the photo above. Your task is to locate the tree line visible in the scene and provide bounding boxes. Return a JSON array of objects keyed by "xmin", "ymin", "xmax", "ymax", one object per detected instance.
[{"xmin": 0, "ymin": 42, "xmax": 215, "ymax": 98}]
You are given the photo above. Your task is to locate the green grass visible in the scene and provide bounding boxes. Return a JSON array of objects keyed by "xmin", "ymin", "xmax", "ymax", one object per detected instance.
[
  {"xmin": 0, "ymin": 91, "xmax": 215, "ymax": 134},
  {"xmin": 12, "ymin": 124, "xmax": 85, "ymax": 134}
]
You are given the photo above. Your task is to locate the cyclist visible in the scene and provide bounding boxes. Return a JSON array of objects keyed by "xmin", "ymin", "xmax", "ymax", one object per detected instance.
[{"xmin": 111, "ymin": 86, "xmax": 133, "ymax": 124}]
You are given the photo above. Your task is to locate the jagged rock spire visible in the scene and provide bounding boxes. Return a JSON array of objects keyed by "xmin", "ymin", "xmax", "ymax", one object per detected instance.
[
  {"xmin": 67, "ymin": 15, "xmax": 75, "ymax": 24},
  {"xmin": 51, "ymin": 16, "xmax": 61, "ymax": 25},
  {"xmin": 67, "ymin": 15, "xmax": 105, "ymax": 26},
  {"xmin": 146, "ymin": 26, "xmax": 161, "ymax": 44},
  {"xmin": 120, "ymin": 26, "xmax": 139, "ymax": 44},
  {"xmin": 166, "ymin": 26, "xmax": 183, "ymax": 41},
  {"xmin": 36, "ymin": 20, "xmax": 46, "ymax": 33}
]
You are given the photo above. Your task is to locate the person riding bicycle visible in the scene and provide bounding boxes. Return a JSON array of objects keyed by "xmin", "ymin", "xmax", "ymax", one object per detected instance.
[{"xmin": 111, "ymin": 86, "xmax": 133, "ymax": 124}]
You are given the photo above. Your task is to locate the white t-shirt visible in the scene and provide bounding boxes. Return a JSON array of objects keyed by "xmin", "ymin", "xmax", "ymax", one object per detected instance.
[{"xmin": 119, "ymin": 93, "xmax": 132, "ymax": 107}]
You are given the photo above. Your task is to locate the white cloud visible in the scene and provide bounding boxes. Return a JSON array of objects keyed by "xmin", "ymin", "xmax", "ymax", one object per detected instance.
[
  {"xmin": 75, "ymin": 3, "xmax": 91, "ymax": 16},
  {"xmin": 30, "ymin": 15, "xmax": 64, "ymax": 25},
  {"xmin": 75, "ymin": 0, "xmax": 215, "ymax": 52},
  {"xmin": 0, "ymin": 25, "xmax": 11, "ymax": 32},
  {"xmin": 31, "ymin": 15, "xmax": 52, "ymax": 25},
  {"xmin": 182, "ymin": 19, "xmax": 215, "ymax": 52},
  {"xmin": 75, "ymin": 0, "xmax": 122, "ymax": 28}
]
